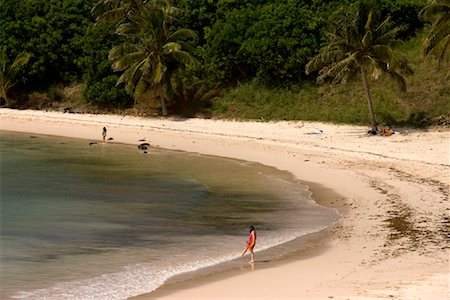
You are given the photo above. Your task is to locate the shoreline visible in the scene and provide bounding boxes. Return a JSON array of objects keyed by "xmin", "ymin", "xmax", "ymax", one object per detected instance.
[
  {"xmin": 1, "ymin": 108, "xmax": 449, "ymax": 299},
  {"xmin": 132, "ymin": 180, "xmax": 348, "ymax": 300}
]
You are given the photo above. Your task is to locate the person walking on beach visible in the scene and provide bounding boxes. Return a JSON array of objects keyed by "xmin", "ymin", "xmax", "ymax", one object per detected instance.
[
  {"xmin": 241, "ymin": 225, "xmax": 256, "ymax": 263},
  {"xmin": 102, "ymin": 127, "xmax": 107, "ymax": 143}
]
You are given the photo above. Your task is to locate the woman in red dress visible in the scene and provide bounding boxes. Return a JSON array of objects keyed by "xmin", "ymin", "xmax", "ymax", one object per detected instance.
[{"xmin": 241, "ymin": 225, "xmax": 256, "ymax": 263}]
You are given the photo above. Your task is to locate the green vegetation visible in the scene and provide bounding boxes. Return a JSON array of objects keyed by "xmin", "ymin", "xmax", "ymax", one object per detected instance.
[
  {"xmin": 205, "ymin": 34, "xmax": 449, "ymax": 126},
  {"xmin": 306, "ymin": 1, "xmax": 414, "ymax": 132},
  {"xmin": 108, "ymin": 0, "xmax": 197, "ymax": 115},
  {"xmin": 419, "ymin": 0, "xmax": 450, "ymax": 67},
  {"xmin": 0, "ymin": 47, "xmax": 31, "ymax": 106},
  {"xmin": 0, "ymin": 0, "xmax": 448, "ymax": 127}
]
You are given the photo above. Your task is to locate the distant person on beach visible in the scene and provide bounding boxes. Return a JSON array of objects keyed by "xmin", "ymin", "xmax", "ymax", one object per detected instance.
[
  {"xmin": 241, "ymin": 225, "xmax": 256, "ymax": 263},
  {"xmin": 102, "ymin": 127, "xmax": 107, "ymax": 143},
  {"xmin": 380, "ymin": 126, "xmax": 394, "ymax": 136}
]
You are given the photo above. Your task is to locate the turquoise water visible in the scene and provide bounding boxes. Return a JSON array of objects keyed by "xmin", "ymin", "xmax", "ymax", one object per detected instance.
[{"xmin": 0, "ymin": 131, "xmax": 339, "ymax": 299}]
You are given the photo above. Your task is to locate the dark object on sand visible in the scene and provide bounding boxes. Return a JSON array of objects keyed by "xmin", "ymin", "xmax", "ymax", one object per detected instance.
[
  {"xmin": 108, "ymin": 137, "xmax": 114, "ymax": 141},
  {"xmin": 367, "ymin": 130, "xmax": 377, "ymax": 135},
  {"xmin": 138, "ymin": 143, "xmax": 150, "ymax": 150},
  {"xmin": 89, "ymin": 142, "xmax": 97, "ymax": 145},
  {"xmin": 305, "ymin": 129, "xmax": 323, "ymax": 135}
]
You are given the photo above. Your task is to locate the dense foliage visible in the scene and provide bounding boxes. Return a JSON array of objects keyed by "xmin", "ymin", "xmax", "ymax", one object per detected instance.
[
  {"xmin": 0, "ymin": 0, "xmax": 446, "ymax": 122},
  {"xmin": 176, "ymin": 0, "xmax": 348, "ymax": 84},
  {"xmin": 0, "ymin": 0, "xmax": 94, "ymax": 85},
  {"xmin": 76, "ymin": 19, "xmax": 132, "ymax": 107}
]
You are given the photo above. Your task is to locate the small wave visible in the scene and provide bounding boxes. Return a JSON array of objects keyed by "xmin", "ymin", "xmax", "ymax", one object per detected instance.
[
  {"xmin": 12, "ymin": 223, "xmax": 340, "ymax": 300},
  {"xmin": 12, "ymin": 253, "xmax": 240, "ymax": 299}
]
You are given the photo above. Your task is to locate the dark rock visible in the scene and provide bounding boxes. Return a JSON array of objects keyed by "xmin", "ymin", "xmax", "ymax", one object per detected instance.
[{"xmin": 138, "ymin": 143, "xmax": 150, "ymax": 150}]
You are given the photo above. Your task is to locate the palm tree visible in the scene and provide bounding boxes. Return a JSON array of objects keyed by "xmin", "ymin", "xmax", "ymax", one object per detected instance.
[
  {"xmin": 419, "ymin": 0, "xmax": 450, "ymax": 67},
  {"xmin": 109, "ymin": 0, "xmax": 196, "ymax": 115},
  {"xmin": 0, "ymin": 47, "xmax": 31, "ymax": 106},
  {"xmin": 306, "ymin": 1, "xmax": 413, "ymax": 132}
]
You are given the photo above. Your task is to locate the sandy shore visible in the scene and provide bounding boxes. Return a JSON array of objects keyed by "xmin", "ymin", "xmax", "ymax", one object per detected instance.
[{"xmin": 1, "ymin": 108, "xmax": 449, "ymax": 299}]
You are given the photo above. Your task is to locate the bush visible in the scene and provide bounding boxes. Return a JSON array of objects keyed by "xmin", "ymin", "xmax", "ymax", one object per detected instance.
[{"xmin": 84, "ymin": 76, "xmax": 132, "ymax": 108}]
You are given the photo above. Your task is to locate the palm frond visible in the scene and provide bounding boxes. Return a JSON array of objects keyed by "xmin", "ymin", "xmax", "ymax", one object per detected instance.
[
  {"xmin": 420, "ymin": 0, "xmax": 450, "ymax": 65},
  {"xmin": 169, "ymin": 28, "xmax": 197, "ymax": 42},
  {"xmin": 91, "ymin": 0, "xmax": 118, "ymax": 18},
  {"xmin": 116, "ymin": 65, "xmax": 136, "ymax": 87},
  {"xmin": 152, "ymin": 60, "xmax": 167, "ymax": 84},
  {"xmin": 423, "ymin": 14, "xmax": 450, "ymax": 54},
  {"xmin": 362, "ymin": 30, "xmax": 373, "ymax": 48},
  {"xmin": 9, "ymin": 53, "xmax": 31, "ymax": 77},
  {"xmin": 112, "ymin": 52, "xmax": 146, "ymax": 71},
  {"xmin": 306, "ymin": 47, "xmax": 346, "ymax": 74},
  {"xmin": 376, "ymin": 25, "xmax": 403, "ymax": 45},
  {"xmin": 331, "ymin": 53, "xmax": 358, "ymax": 75},
  {"xmin": 419, "ymin": 0, "xmax": 450, "ymax": 22},
  {"xmin": 0, "ymin": 48, "xmax": 31, "ymax": 103},
  {"xmin": 134, "ymin": 78, "xmax": 147, "ymax": 98},
  {"xmin": 115, "ymin": 22, "xmax": 141, "ymax": 37},
  {"xmin": 364, "ymin": 10, "xmax": 374, "ymax": 32},
  {"xmin": 169, "ymin": 50, "xmax": 197, "ymax": 66},
  {"xmin": 109, "ymin": 43, "xmax": 142, "ymax": 61},
  {"xmin": 427, "ymin": 34, "xmax": 450, "ymax": 60},
  {"xmin": 374, "ymin": 16, "xmax": 392, "ymax": 33},
  {"xmin": 438, "ymin": 38, "xmax": 450, "ymax": 65},
  {"xmin": 95, "ymin": 7, "xmax": 127, "ymax": 23}
]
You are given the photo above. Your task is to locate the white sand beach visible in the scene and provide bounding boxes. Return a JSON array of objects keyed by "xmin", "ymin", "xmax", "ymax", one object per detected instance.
[{"xmin": 1, "ymin": 108, "xmax": 449, "ymax": 299}]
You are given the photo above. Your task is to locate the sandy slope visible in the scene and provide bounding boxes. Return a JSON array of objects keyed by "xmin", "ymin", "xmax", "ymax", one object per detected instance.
[{"xmin": 1, "ymin": 108, "xmax": 449, "ymax": 299}]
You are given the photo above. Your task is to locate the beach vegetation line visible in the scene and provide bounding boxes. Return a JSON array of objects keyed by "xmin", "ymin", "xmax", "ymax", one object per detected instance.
[{"xmin": 0, "ymin": 0, "xmax": 448, "ymax": 127}]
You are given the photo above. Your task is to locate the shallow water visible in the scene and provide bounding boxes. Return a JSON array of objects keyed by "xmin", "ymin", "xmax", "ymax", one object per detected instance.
[{"xmin": 0, "ymin": 131, "xmax": 339, "ymax": 299}]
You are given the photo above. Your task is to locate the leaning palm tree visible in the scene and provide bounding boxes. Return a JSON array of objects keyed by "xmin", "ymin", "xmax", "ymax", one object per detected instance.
[
  {"xmin": 109, "ymin": 0, "xmax": 196, "ymax": 115},
  {"xmin": 306, "ymin": 1, "xmax": 413, "ymax": 132},
  {"xmin": 0, "ymin": 47, "xmax": 31, "ymax": 106},
  {"xmin": 419, "ymin": 0, "xmax": 450, "ymax": 68}
]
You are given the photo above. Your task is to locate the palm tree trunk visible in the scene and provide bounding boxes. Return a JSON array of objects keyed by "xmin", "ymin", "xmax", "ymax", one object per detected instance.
[
  {"xmin": 361, "ymin": 68, "xmax": 378, "ymax": 132},
  {"xmin": 160, "ymin": 83, "xmax": 168, "ymax": 116}
]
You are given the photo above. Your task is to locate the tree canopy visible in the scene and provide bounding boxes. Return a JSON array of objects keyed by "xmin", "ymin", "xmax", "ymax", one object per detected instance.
[{"xmin": 0, "ymin": 0, "xmax": 440, "ymax": 116}]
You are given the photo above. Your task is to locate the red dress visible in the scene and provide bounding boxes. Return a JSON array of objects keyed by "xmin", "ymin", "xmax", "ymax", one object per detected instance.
[{"xmin": 247, "ymin": 230, "xmax": 256, "ymax": 250}]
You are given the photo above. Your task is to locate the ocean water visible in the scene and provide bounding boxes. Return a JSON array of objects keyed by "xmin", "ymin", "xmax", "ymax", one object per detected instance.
[{"xmin": 0, "ymin": 131, "xmax": 340, "ymax": 299}]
